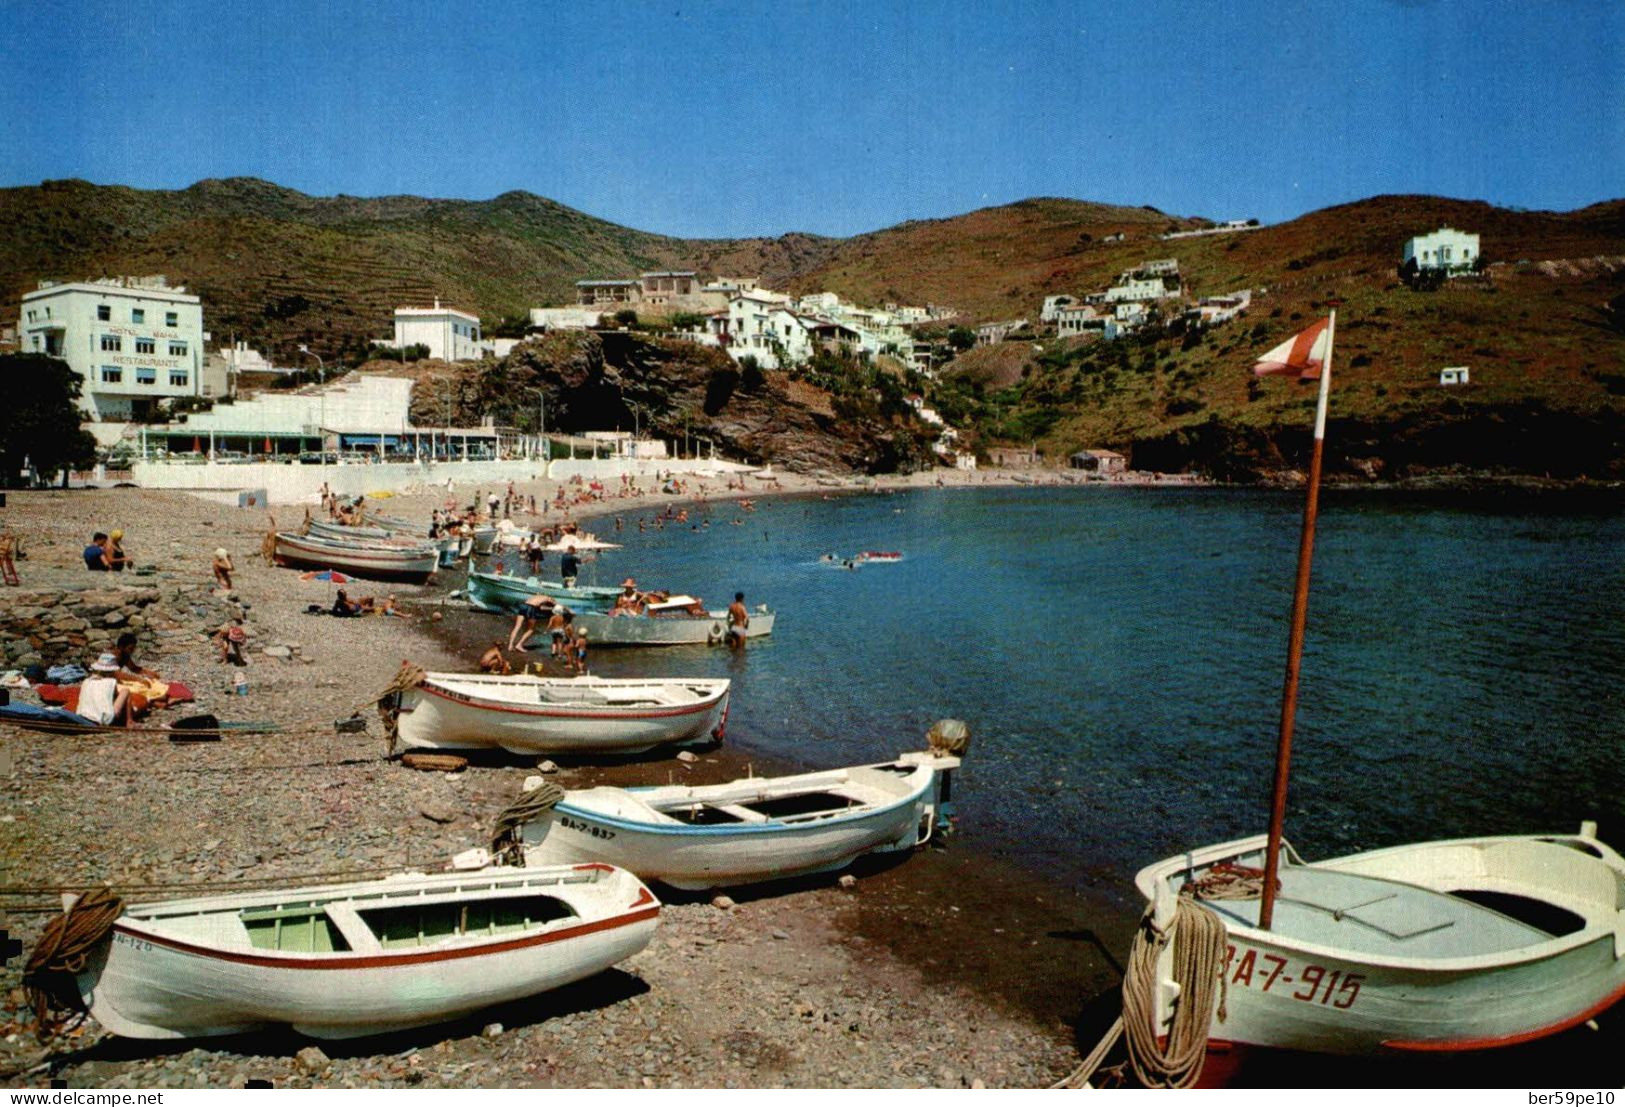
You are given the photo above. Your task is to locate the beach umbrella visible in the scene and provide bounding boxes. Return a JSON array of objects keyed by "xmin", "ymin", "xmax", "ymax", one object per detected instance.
[{"xmin": 299, "ymin": 569, "xmax": 354, "ymax": 583}]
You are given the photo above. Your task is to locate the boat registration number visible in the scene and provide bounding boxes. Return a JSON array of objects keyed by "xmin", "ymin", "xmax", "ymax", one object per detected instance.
[
  {"xmin": 1223, "ymin": 945, "xmax": 1363, "ymax": 1008},
  {"xmin": 559, "ymin": 815, "xmax": 616, "ymax": 840},
  {"xmin": 113, "ymin": 933, "xmax": 154, "ymax": 952}
]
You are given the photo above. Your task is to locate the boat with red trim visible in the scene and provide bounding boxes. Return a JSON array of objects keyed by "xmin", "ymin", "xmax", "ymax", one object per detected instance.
[
  {"xmin": 68, "ymin": 863, "xmax": 659, "ymax": 1040},
  {"xmin": 393, "ymin": 672, "xmax": 730, "ymax": 756}
]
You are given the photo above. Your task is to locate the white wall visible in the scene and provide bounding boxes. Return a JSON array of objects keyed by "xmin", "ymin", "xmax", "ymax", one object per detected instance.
[{"xmin": 132, "ymin": 454, "xmax": 753, "ymax": 504}]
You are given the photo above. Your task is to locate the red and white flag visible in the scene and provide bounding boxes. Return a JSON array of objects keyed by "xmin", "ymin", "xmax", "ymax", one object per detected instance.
[{"xmin": 1253, "ymin": 317, "xmax": 1332, "ymax": 379}]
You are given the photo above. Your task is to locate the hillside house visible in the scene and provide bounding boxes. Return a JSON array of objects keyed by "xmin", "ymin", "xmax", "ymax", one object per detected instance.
[
  {"xmin": 975, "ymin": 319, "xmax": 1029, "ymax": 346},
  {"xmin": 1138, "ymin": 259, "xmax": 1179, "ymax": 277},
  {"xmin": 392, "ymin": 301, "xmax": 482, "ymax": 362},
  {"xmin": 575, "ymin": 279, "xmax": 640, "ymax": 306},
  {"xmin": 1055, "ymin": 304, "xmax": 1106, "ymax": 337},
  {"xmin": 1439, "ymin": 366, "xmax": 1470, "ymax": 386},
  {"xmin": 986, "ymin": 445, "xmax": 1039, "ymax": 467},
  {"xmin": 1069, "ymin": 448, "xmax": 1126, "ymax": 476},
  {"xmin": 1192, "ymin": 290, "xmax": 1253, "ymax": 325},
  {"xmin": 1104, "ymin": 275, "xmax": 1173, "ymax": 304},
  {"xmin": 1041, "ymin": 295, "xmax": 1079, "ymax": 322},
  {"xmin": 1403, "ymin": 227, "xmax": 1481, "ymax": 276}
]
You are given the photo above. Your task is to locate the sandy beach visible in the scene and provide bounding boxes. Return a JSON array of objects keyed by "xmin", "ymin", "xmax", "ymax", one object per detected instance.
[{"xmin": 0, "ymin": 471, "xmax": 1124, "ymax": 1090}]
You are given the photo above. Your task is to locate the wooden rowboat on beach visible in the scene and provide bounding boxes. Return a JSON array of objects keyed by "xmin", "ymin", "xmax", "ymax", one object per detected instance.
[
  {"xmin": 393, "ymin": 672, "xmax": 731, "ymax": 756},
  {"xmin": 58, "ymin": 864, "xmax": 659, "ymax": 1040},
  {"xmin": 1135, "ymin": 825, "xmax": 1625, "ymax": 1059},
  {"xmin": 272, "ymin": 532, "xmax": 438, "ymax": 583},
  {"xmin": 460, "ymin": 749, "xmax": 961, "ymax": 890}
]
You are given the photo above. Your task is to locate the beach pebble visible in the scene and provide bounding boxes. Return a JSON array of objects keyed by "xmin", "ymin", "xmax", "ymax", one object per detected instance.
[
  {"xmin": 262, "ymin": 645, "xmax": 292, "ymax": 659},
  {"xmin": 771, "ymin": 929, "xmax": 789, "ymax": 940},
  {"xmin": 711, "ymin": 895, "xmax": 735, "ymax": 911},
  {"xmin": 417, "ymin": 801, "xmax": 458, "ymax": 823},
  {"xmin": 838, "ymin": 874, "xmax": 858, "ymax": 890},
  {"xmin": 675, "ymin": 750, "xmax": 699, "ymax": 763},
  {"xmin": 482, "ymin": 1023, "xmax": 504, "ymax": 1039},
  {"xmin": 295, "ymin": 1046, "xmax": 328, "ymax": 1074}
]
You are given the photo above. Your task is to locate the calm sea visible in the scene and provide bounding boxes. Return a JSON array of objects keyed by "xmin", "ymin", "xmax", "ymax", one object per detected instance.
[{"xmin": 515, "ymin": 485, "xmax": 1625, "ymax": 906}]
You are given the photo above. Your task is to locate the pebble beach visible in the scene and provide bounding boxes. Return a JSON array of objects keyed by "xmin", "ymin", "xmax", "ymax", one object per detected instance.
[{"xmin": 0, "ymin": 471, "xmax": 1118, "ymax": 1090}]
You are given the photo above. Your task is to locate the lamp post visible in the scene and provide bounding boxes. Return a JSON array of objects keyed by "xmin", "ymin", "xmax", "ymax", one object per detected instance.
[
  {"xmin": 299, "ymin": 345, "xmax": 327, "ymax": 464},
  {"xmin": 529, "ymin": 388, "xmax": 547, "ymax": 460}
]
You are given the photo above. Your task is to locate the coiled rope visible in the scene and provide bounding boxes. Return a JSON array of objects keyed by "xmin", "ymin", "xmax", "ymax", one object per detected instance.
[
  {"xmin": 489, "ymin": 781, "xmax": 566, "ymax": 867},
  {"xmin": 1119, "ymin": 894, "xmax": 1229, "ymax": 1089},
  {"xmin": 369, "ymin": 662, "xmax": 427, "ymax": 754},
  {"xmin": 22, "ymin": 887, "xmax": 124, "ymax": 1037}
]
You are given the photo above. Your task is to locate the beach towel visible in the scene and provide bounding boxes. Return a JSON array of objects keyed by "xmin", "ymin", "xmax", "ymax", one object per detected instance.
[
  {"xmin": 45, "ymin": 664, "xmax": 87, "ymax": 683},
  {"xmin": 0, "ymin": 702, "xmax": 99, "ymax": 729}
]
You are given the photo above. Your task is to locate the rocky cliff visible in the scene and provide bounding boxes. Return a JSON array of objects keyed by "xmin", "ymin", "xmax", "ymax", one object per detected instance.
[{"xmin": 404, "ymin": 332, "xmax": 937, "ymax": 476}]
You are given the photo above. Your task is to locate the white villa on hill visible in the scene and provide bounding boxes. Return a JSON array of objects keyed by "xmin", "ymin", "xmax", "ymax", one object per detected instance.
[
  {"xmin": 392, "ymin": 301, "xmax": 483, "ymax": 361},
  {"xmin": 1403, "ymin": 227, "xmax": 1481, "ymax": 276}
]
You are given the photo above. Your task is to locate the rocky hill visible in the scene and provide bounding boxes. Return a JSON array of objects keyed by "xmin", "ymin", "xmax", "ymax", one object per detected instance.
[{"xmin": 3, "ymin": 178, "xmax": 1622, "ymax": 480}]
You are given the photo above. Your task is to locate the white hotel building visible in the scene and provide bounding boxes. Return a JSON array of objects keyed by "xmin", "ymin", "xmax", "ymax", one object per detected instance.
[{"xmin": 18, "ymin": 277, "xmax": 205, "ymax": 422}]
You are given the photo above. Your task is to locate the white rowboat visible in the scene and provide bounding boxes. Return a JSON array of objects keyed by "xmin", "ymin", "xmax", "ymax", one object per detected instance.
[
  {"xmin": 494, "ymin": 751, "xmax": 960, "ymax": 889},
  {"xmin": 273, "ymin": 532, "xmax": 438, "ymax": 582},
  {"xmin": 73, "ymin": 863, "xmax": 659, "ymax": 1040},
  {"xmin": 394, "ymin": 672, "xmax": 731, "ymax": 755},
  {"xmin": 1135, "ymin": 825, "xmax": 1625, "ymax": 1056}
]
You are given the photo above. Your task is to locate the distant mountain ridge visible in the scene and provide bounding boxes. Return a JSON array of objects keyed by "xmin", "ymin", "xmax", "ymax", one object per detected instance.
[{"xmin": 3, "ymin": 177, "xmax": 1622, "ymax": 480}]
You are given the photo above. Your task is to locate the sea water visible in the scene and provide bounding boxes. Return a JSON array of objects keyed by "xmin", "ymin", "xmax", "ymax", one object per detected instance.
[{"xmin": 549, "ymin": 485, "xmax": 1624, "ymax": 903}]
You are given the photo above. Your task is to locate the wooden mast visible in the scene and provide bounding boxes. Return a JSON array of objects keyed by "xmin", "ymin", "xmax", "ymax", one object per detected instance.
[{"xmin": 1258, "ymin": 308, "xmax": 1336, "ymax": 931}]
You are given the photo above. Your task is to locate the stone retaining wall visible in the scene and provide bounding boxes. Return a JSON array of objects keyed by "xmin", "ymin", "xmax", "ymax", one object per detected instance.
[{"xmin": 1, "ymin": 585, "xmax": 190, "ymax": 670}]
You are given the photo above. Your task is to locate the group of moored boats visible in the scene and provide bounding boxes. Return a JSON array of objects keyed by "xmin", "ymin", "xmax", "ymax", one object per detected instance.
[
  {"xmin": 42, "ymin": 501, "xmax": 943, "ymax": 1047},
  {"xmin": 46, "ymin": 402, "xmax": 1625, "ymax": 1081}
]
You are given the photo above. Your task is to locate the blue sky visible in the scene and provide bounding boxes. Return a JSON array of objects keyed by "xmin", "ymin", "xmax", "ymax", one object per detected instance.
[{"xmin": 2, "ymin": 0, "xmax": 1620, "ymax": 238}]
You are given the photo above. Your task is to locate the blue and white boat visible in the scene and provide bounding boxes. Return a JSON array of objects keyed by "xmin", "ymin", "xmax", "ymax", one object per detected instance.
[
  {"xmin": 480, "ymin": 750, "xmax": 962, "ymax": 890},
  {"xmin": 465, "ymin": 567, "xmax": 621, "ymax": 613}
]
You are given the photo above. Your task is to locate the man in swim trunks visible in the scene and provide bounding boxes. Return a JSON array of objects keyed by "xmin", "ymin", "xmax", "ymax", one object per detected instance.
[
  {"xmin": 507, "ymin": 594, "xmax": 555, "ymax": 652},
  {"xmin": 560, "ymin": 545, "xmax": 580, "ymax": 587},
  {"xmin": 727, "ymin": 592, "xmax": 749, "ymax": 650}
]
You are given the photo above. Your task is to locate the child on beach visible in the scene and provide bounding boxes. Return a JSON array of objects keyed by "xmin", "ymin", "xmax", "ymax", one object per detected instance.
[
  {"xmin": 212, "ymin": 548, "xmax": 234, "ymax": 590},
  {"xmin": 570, "ymin": 629, "xmax": 588, "ymax": 674}
]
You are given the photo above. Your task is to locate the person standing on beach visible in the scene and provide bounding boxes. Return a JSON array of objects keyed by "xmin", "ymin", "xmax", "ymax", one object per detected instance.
[
  {"xmin": 727, "ymin": 592, "xmax": 749, "ymax": 650},
  {"xmin": 560, "ymin": 545, "xmax": 580, "ymax": 587},
  {"xmin": 212, "ymin": 548, "xmax": 234, "ymax": 590}
]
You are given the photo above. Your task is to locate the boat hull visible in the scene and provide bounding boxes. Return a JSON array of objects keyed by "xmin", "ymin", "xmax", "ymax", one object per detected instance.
[
  {"xmin": 77, "ymin": 866, "xmax": 659, "ymax": 1040},
  {"xmin": 466, "ymin": 569, "xmax": 620, "ymax": 613},
  {"xmin": 570, "ymin": 609, "xmax": 776, "ymax": 647},
  {"xmin": 521, "ymin": 758, "xmax": 948, "ymax": 889},
  {"xmin": 1136, "ymin": 831, "xmax": 1625, "ymax": 1057},
  {"xmin": 395, "ymin": 674, "xmax": 730, "ymax": 755},
  {"xmin": 273, "ymin": 534, "xmax": 438, "ymax": 583}
]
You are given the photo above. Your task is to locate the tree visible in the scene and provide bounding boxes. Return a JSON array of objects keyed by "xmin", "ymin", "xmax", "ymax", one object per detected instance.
[
  {"xmin": 0, "ymin": 354, "xmax": 98, "ymax": 487},
  {"xmin": 948, "ymin": 326, "xmax": 976, "ymax": 352}
]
